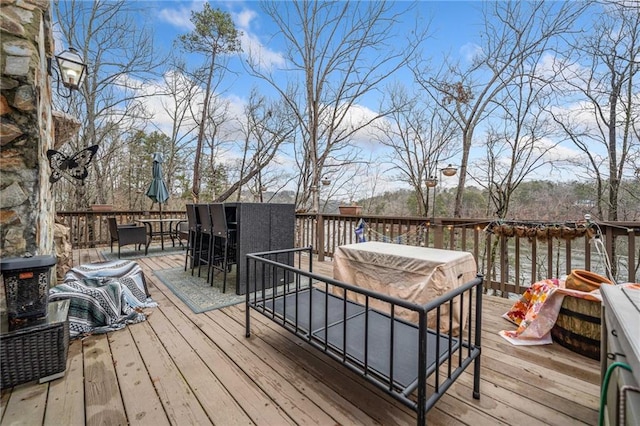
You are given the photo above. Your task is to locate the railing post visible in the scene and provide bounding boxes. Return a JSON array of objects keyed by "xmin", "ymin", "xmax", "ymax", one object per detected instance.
[
  {"xmin": 604, "ymin": 223, "xmax": 617, "ymax": 279},
  {"xmin": 317, "ymin": 213, "xmax": 325, "ymax": 261},
  {"xmin": 434, "ymin": 219, "xmax": 444, "ymax": 248},
  {"xmin": 627, "ymin": 228, "xmax": 637, "ymax": 283}
]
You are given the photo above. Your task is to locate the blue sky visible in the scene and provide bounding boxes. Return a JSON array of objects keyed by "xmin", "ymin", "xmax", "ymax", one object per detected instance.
[
  {"xmin": 55, "ymin": 1, "xmax": 622, "ymax": 197},
  {"xmin": 150, "ymin": 1, "xmax": 484, "ymax": 51},
  {"xmin": 140, "ymin": 1, "xmax": 493, "ymax": 146},
  {"xmin": 122, "ymin": 0, "xmax": 603, "ymax": 196},
  {"xmin": 146, "ymin": 0, "xmax": 486, "ymax": 103}
]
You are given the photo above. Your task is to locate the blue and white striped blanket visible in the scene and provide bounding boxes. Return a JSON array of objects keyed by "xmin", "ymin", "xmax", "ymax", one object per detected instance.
[{"xmin": 49, "ymin": 260, "xmax": 157, "ymax": 338}]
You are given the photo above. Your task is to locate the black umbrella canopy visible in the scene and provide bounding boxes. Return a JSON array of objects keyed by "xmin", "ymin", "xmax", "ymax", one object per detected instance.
[{"xmin": 146, "ymin": 152, "xmax": 169, "ymax": 216}]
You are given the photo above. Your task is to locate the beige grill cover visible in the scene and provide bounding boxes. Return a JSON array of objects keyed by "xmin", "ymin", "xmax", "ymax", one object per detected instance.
[{"xmin": 333, "ymin": 242, "xmax": 477, "ymax": 333}]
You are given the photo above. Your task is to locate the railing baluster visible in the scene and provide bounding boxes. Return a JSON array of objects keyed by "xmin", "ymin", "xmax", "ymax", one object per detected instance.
[
  {"xmin": 628, "ymin": 232, "xmax": 637, "ymax": 283},
  {"xmin": 531, "ymin": 238, "xmax": 538, "ymax": 282},
  {"xmin": 515, "ymin": 237, "xmax": 521, "ymax": 293}
]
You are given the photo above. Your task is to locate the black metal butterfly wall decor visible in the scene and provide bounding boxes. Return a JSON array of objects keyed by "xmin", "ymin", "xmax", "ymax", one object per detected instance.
[{"xmin": 46, "ymin": 145, "xmax": 99, "ymax": 185}]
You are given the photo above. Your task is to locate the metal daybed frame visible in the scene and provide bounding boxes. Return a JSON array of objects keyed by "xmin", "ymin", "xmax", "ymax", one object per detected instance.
[{"xmin": 245, "ymin": 246, "xmax": 483, "ymax": 426}]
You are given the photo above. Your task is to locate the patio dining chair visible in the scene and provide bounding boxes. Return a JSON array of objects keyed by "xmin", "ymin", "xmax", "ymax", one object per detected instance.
[
  {"xmin": 209, "ymin": 203, "xmax": 237, "ymax": 293},
  {"xmin": 107, "ymin": 217, "xmax": 147, "ymax": 258},
  {"xmin": 176, "ymin": 221, "xmax": 189, "ymax": 248}
]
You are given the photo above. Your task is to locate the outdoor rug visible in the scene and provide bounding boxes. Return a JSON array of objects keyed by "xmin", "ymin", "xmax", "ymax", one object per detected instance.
[
  {"xmin": 101, "ymin": 244, "xmax": 184, "ymax": 261},
  {"xmin": 153, "ymin": 267, "xmax": 245, "ymax": 313}
]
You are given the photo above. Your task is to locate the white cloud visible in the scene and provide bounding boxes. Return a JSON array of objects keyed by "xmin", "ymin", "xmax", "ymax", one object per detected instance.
[
  {"xmin": 234, "ymin": 8, "xmax": 257, "ymax": 29},
  {"xmin": 51, "ymin": 27, "xmax": 66, "ymax": 55},
  {"xmin": 231, "ymin": 5, "xmax": 285, "ymax": 71},
  {"xmin": 119, "ymin": 64, "xmax": 396, "ymax": 188},
  {"xmin": 334, "ymin": 104, "xmax": 386, "ymax": 150},
  {"xmin": 550, "ymin": 101, "xmax": 606, "ymax": 145},
  {"xmin": 157, "ymin": 1, "xmax": 202, "ymax": 30},
  {"xmin": 241, "ymin": 31, "xmax": 286, "ymax": 71},
  {"xmin": 460, "ymin": 42, "xmax": 483, "ymax": 63},
  {"xmin": 114, "ymin": 70, "xmax": 246, "ymax": 153},
  {"xmin": 536, "ymin": 137, "xmax": 585, "ymax": 162}
]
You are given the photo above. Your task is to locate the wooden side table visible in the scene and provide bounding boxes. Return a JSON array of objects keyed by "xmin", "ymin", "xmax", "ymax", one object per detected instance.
[{"xmin": 0, "ymin": 299, "xmax": 70, "ymax": 389}]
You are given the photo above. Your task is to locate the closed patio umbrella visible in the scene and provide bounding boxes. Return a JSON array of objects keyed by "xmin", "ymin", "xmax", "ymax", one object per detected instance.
[
  {"xmin": 146, "ymin": 152, "xmax": 169, "ymax": 208},
  {"xmin": 145, "ymin": 152, "xmax": 170, "ymax": 248}
]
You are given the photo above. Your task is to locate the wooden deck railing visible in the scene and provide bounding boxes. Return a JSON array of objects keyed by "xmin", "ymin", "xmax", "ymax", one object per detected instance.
[
  {"xmin": 296, "ymin": 213, "xmax": 640, "ymax": 295},
  {"xmin": 57, "ymin": 210, "xmax": 186, "ymax": 249},
  {"xmin": 57, "ymin": 210, "xmax": 640, "ymax": 295}
]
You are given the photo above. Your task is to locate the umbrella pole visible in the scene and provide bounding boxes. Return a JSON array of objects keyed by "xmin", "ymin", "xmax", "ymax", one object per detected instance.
[{"xmin": 159, "ymin": 202, "xmax": 164, "ymax": 250}]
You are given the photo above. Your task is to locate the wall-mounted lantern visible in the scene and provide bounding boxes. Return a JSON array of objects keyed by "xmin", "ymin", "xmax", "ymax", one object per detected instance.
[{"xmin": 49, "ymin": 47, "xmax": 87, "ymax": 97}]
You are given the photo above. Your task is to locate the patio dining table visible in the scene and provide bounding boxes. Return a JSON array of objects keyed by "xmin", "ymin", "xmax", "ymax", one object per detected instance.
[{"xmin": 135, "ymin": 218, "xmax": 186, "ymax": 252}]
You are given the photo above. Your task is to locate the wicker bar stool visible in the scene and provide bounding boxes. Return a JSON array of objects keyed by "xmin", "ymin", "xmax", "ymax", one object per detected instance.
[{"xmin": 184, "ymin": 204, "xmax": 201, "ymax": 274}]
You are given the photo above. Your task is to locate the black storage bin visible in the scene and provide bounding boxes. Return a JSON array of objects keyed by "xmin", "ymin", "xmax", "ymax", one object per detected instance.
[
  {"xmin": 1, "ymin": 255, "xmax": 56, "ymax": 321},
  {"xmin": 1, "ymin": 299, "xmax": 70, "ymax": 389}
]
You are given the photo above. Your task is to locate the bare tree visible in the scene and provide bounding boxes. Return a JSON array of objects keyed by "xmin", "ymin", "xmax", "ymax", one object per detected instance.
[
  {"xmin": 216, "ymin": 92, "xmax": 296, "ymax": 201},
  {"xmin": 375, "ymin": 83, "xmax": 459, "ymax": 216},
  {"xmin": 203, "ymin": 96, "xmax": 232, "ymax": 201},
  {"xmin": 552, "ymin": 1, "xmax": 640, "ymax": 221},
  {"xmin": 177, "ymin": 3, "xmax": 242, "ymax": 202},
  {"xmin": 155, "ymin": 57, "xmax": 201, "ymax": 198},
  {"xmin": 413, "ymin": 1, "xmax": 587, "ymax": 217},
  {"xmin": 233, "ymin": 89, "xmax": 296, "ymax": 202},
  {"xmin": 247, "ymin": 0, "xmax": 423, "ymax": 212},
  {"xmin": 53, "ymin": 0, "xmax": 162, "ymax": 209},
  {"xmin": 472, "ymin": 55, "xmax": 567, "ymax": 219}
]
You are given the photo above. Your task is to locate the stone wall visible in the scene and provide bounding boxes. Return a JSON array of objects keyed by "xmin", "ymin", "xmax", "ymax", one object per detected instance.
[{"xmin": 0, "ymin": 0, "xmax": 55, "ymax": 257}]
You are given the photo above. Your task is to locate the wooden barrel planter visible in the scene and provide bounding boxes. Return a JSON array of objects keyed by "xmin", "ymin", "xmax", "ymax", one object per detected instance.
[
  {"xmin": 551, "ymin": 269, "xmax": 612, "ymax": 360},
  {"xmin": 551, "ymin": 296, "xmax": 602, "ymax": 360}
]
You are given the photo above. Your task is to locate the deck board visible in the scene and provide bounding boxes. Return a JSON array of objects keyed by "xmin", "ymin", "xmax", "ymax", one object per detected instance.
[
  {"xmin": 235, "ymin": 304, "xmax": 476, "ymax": 426},
  {"xmin": 147, "ymin": 258, "xmax": 336, "ymax": 425},
  {"xmin": 2, "ymin": 382, "xmax": 48, "ymax": 425},
  {"xmin": 153, "ymin": 292, "xmax": 296, "ymax": 426},
  {"xmin": 129, "ymin": 320, "xmax": 212, "ymax": 425},
  {"xmin": 44, "ymin": 339, "xmax": 85, "ymax": 426},
  {"xmin": 83, "ymin": 333, "xmax": 128, "ymax": 425},
  {"xmin": 108, "ymin": 327, "xmax": 169, "ymax": 426},
  {"xmin": 145, "ymin": 301, "xmax": 253, "ymax": 426},
  {"xmin": 0, "ymin": 248, "xmax": 601, "ymax": 426},
  {"xmin": 209, "ymin": 305, "xmax": 389, "ymax": 425}
]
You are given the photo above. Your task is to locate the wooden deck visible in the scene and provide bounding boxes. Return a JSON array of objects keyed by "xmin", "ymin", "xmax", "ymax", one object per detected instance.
[{"xmin": 1, "ymin": 248, "xmax": 601, "ymax": 425}]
